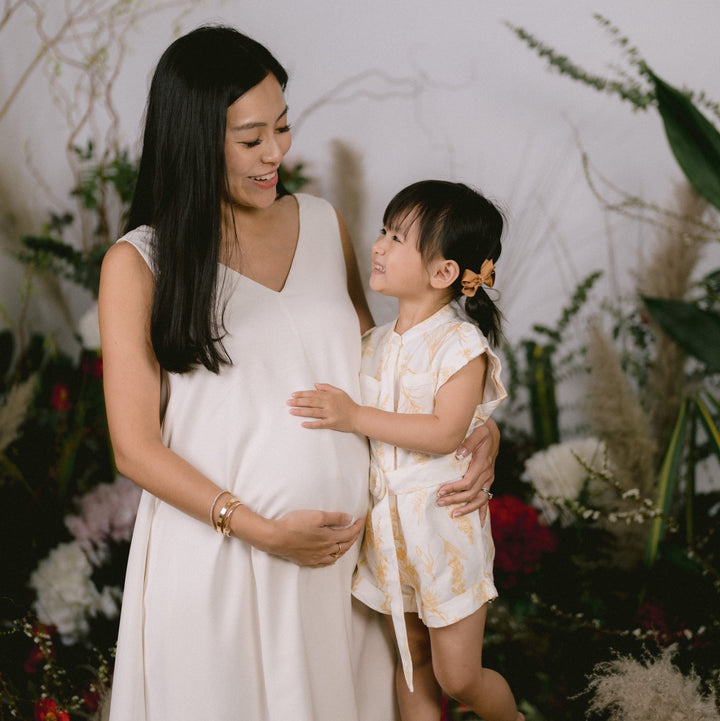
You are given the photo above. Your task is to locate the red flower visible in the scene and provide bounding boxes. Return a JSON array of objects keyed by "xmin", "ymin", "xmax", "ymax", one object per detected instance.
[
  {"xmin": 491, "ymin": 494, "xmax": 557, "ymax": 588},
  {"xmin": 24, "ymin": 622, "xmax": 56, "ymax": 673},
  {"xmin": 34, "ymin": 698, "xmax": 70, "ymax": 721},
  {"xmin": 50, "ymin": 383, "xmax": 71, "ymax": 412},
  {"xmin": 23, "ymin": 645, "xmax": 46, "ymax": 674}
]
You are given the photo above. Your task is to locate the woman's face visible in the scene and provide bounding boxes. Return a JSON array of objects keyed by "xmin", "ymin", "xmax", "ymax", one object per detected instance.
[{"xmin": 224, "ymin": 73, "xmax": 292, "ymax": 212}]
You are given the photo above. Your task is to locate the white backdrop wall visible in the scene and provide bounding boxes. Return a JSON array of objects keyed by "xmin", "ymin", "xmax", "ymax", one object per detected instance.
[{"xmin": 1, "ymin": 0, "xmax": 719, "ymax": 347}]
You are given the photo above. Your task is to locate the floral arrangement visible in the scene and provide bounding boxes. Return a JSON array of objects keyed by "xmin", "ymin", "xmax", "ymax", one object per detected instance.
[{"xmin": 438, "ymin": 19, "xmax": 720, "ymax": 721}]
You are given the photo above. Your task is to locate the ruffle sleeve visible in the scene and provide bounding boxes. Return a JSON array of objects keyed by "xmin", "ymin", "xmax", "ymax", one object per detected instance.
[{"xmin": 435, "ymin": 322, "xmax": 507, "ymax": 422}]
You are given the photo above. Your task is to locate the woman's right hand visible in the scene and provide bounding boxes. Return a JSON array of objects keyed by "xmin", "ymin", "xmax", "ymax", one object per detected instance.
[{"xmin": 264, "ymin": 510, "xmax": 364, "ymax": 567}]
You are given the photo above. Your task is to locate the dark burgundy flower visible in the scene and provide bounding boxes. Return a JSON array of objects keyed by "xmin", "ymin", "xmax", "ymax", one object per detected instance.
[
  {"xmin": 50, "ymin": 383, "xmax": 71, "ymax": 412},
  {"xmin": 80, "ymin": 352, "xmax": 103, "ymax": 379}
]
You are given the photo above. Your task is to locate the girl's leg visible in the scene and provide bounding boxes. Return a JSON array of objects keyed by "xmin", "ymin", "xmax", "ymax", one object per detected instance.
[
  {"xmin": 429, "ymin": 604, "xmax": 523, "ymax": 721},
  {"xmin": 385, "ymin": 613, "xmax": 442, "ymax": 721}
]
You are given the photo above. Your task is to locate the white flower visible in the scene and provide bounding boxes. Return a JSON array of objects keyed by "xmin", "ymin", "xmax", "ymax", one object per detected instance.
[
  {"xmin": 78, "ymin": 302, "xmax": 101, "ymax": 350},
  {"xmin": 522, "ymin": 437, "xmax": 607, "ymax": 526},
  {"xmin": 29, "ymin": 541, "xmax": 103, "ymax": 643}
]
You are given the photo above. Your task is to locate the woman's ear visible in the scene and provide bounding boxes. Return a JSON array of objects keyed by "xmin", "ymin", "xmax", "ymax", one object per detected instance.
[{"xmin": 430, "ymin": 258, "xmax": 460, "ymax": 289}]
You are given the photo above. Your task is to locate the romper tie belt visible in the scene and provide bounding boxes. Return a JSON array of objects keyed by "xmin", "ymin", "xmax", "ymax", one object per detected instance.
[{"xmin": 368, "ymin": 455, "xmax": 469, "ymax": 693}]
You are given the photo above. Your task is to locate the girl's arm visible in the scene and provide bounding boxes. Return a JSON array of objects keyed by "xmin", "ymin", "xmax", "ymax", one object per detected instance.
[
  {"xmin": 336, "ymin": 209, "xmax": 374, "ymax": 333},
  {"xmin": 289, "ymin": 355, "xmax": 487, "ymax": 456},
  {"xmin": 99, "ymin": 242, "xmax": 362, "ymax": 567}
]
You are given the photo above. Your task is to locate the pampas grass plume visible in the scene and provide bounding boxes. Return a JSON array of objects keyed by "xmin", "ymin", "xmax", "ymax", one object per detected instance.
[
  {"xmin": 585, "ymin": 647, "xmax": 720, "ymax": 721},
  {"xmin": 0, "ymin": 373, "xmax": 37, "ymax": 455}
]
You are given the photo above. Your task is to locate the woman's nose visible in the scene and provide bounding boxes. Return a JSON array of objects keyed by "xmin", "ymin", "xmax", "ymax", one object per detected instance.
[{"xmin": 262, "ymin": 137, "xmax": 283, "ymax": 164}]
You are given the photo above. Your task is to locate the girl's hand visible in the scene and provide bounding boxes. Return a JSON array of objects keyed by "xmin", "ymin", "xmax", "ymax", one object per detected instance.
[
  {"xmin": 265, "ymin": 510, "xmax": 364, "ymax": 567},
  {"xmin": 437, "ymin": 419, "xmax": 500, "ymax": 524},
  {"xmin": 288, "ymin": 383, "xmax": 358, "ymax": 432}
]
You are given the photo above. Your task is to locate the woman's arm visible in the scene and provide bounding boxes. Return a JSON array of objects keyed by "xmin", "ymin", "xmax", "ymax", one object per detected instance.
[
  {"xmin": 99, "ymin": 242, "xmax": 361, "ymax": 566},
  {"xmin": 336, "ymin": 209, "xmax": 374, "ymax": 333},
  {"xmin": 289, "ymin": 355, "xmax": 487, "ymax": 456}
]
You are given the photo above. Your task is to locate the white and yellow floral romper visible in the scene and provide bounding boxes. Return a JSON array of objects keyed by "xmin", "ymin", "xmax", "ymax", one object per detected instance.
[{"xmin": 351, "ymin": 301, "xmax": 507, "ymax": 690}]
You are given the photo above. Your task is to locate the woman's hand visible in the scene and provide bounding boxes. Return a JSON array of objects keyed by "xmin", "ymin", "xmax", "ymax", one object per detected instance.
[
  {"xmin": 436, "ymin": 419, "xmax": 500, "ymax": 524},
  {"xmin": 262, "ymin": 510, "xmax": 364, "ymax": 567}
]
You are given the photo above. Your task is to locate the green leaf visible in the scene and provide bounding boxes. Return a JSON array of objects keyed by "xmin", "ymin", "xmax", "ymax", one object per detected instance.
[
  {"xmin": 645, "ymin": 398, "xmax": 689, "ymax": 566},
  {"xmin": 649, "ymin": 70, "xmax": 720, "ymax": 211},
  {"xmin": 695, "ymin": 394, "xmax": 720, "ymax": 465},
  {"xmin": 642, "ymin": 296, "xmax": 720, "ymax": 372}
]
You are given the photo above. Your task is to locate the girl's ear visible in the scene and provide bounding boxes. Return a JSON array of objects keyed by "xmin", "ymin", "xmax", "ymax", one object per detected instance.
[{"xmin": 430, "ymin": 258, "xmax": 460, "ymax": 289}]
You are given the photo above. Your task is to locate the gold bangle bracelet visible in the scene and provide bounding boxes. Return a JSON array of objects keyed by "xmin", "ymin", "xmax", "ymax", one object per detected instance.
[
  {"xmin": 209, "ymin": 490, "xmax": 231, "ymax": 528},
  {"xmin": 220, "ymin": 500, "xmax": 244, "ymax": 538},
  {"xmin": 214, "ymin": 496, "xmax": 240, "ymax": 534}
]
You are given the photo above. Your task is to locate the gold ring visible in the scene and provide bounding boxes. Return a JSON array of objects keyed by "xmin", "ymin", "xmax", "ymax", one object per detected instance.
[{"xmin": 330, "ymin": 542, "xmax": 342, "ymax": 559}]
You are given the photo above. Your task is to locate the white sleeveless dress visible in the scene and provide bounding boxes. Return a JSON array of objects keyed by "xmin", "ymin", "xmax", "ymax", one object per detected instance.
[{"xmin": 108, "ymin": 194, "xmax": 397, "ymax": 721}]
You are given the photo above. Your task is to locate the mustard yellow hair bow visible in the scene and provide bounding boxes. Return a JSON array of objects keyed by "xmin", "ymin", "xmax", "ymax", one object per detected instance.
[{"xmin": 460, "ymin": 259, "xmax": 495, "ymax": 297}]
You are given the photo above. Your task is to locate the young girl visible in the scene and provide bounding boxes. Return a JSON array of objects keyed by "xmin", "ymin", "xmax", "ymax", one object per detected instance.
[{"xmin": 289, "ymin": 180, "xmax": 523, "ymax": 721}]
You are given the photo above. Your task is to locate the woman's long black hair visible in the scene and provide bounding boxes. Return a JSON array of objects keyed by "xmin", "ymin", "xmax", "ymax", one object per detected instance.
[
  {"xmin": 126, "ymin": 25, "xmax": 289, "ymax": 373},
  {"xmin": 383, "ymin": 180, "xmax": 505, "ymax": 346}
]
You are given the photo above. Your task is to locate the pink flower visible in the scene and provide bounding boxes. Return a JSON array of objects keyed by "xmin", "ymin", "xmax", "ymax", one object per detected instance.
[{"xmin": 65, "ymin": 475, "xmax": 141, "ymax": 561}]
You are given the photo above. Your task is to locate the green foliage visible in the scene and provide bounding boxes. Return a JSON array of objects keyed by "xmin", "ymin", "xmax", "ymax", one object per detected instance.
[
  {"xmin": 503, "ymin": 271, "xmax": 602, "ymax": 448},
  {"xmin": 279, "ymin": 161, "xmax": 312, "ymax": 194},
  {"xmin": 642, "ymin": 296, "xmax": 720, "ymax": 373},
  {"xmin": 15, "ymin": 143, "xmax": 137, "ymax": 298},
  {"xmin": 506, "ymin": 18, "xmax": 655, "ymax": 111},
  {"xmin": 650, "ymin": 71, "xmax": 720, "ymax": 212},
  {"xmin": 17, "ymin": 235, "xmax": 111, "ymax": 298}
]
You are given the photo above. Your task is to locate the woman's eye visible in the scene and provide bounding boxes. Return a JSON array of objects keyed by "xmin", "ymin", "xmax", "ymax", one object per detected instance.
[
  {"xmin": 242, "ymin": 139, "xmax": 261, "ymax": 148},
  {"xmin": 276, "ymin": 124, "xmax": 292, "ymax": 134}
]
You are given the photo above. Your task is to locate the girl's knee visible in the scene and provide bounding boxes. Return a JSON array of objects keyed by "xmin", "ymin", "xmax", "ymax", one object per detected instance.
[{"xmin": 433, "ymin": 663, "xmax": 479, "ymax": 702}]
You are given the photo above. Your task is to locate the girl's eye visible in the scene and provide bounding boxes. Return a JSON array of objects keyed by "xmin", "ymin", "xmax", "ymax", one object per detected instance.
[
  {"xmin": 242, "ymin": 139, "xmax": 261, "ymax": 148},
  {"xmin": 379, "ymin": 228, "xmax": 387, "ymax": 236},
  {"xmin": 392, "ymin": 234, "xmax": 401, "ymax": 243},
  {"xmin": 276, "ymin": 124, "xmax": 292, "ymax": 134}
]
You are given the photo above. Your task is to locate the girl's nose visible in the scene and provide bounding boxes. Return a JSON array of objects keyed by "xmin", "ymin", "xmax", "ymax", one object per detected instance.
[{"xmin": 372, "ymin": 236, "xmax": 386, "ymax": 254}]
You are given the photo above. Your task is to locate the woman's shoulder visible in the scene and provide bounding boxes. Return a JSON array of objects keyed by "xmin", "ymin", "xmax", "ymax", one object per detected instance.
[
  {"xmin": 112, "ymin": 225, "xmax": 155, "ymax": 272},
  {"xmin": 294, "ymin": 192, "xmax": 338, "ymax": 222}
]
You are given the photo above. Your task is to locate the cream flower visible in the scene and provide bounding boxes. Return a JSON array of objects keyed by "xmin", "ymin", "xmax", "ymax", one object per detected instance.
[
  {"xmin": 522, "ymin": 437, "xmax": 607, "ymax": 526},
  {"xmin": 29, "ymin": 541, "xmax": 107, "ymax": 643}
]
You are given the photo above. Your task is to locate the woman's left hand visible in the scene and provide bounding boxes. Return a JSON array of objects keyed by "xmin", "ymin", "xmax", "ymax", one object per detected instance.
[{"xmin": 436, "ymin": 418, "xmax": 500, "ymax": 524}]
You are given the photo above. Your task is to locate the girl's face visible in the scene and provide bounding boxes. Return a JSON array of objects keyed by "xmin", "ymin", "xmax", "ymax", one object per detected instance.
[
  {"xmin": 369, "ymin": 215, "xmax": 433, "ymax": 300},
  {"xmin": 224, "ymin": 73, "xmax": 292, "ymax": 212}
]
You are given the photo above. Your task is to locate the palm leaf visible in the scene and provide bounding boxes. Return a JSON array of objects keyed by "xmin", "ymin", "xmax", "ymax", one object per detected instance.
[
  {"xmin": 695, "ymin": 394, "xmax": 720, "ymax": 463},
  {"xmin": 642, "ymin": 296, "xmax": 720, "ymax": 372},
  {"xmin": 645, "ymin": 398, "xmax": 688, "ymax": 566},
  {"xmin": 649, "ymin": 70, "xmax": 720, "ymax": 211}
]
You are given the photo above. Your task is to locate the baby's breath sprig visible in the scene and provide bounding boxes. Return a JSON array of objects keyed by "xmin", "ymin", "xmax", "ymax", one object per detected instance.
[{"xmin": 528, "ymin": 593, "xmax": 715, "ymax": 645}]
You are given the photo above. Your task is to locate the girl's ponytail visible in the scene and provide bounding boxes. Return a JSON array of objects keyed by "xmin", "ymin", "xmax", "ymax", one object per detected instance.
[{"xmin": 463, "ymin": 288, "xmax": 502, "ymax": 348}]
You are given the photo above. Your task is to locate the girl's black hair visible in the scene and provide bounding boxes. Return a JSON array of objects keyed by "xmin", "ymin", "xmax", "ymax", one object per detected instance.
[
  {"xmin": 383, "ymin": 180, "xmax": 504, "ymax": 346},
  {"xmin": 126, "ymin": 25, "xmax": 289, "ymax": 373}
]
